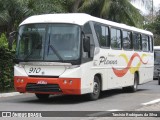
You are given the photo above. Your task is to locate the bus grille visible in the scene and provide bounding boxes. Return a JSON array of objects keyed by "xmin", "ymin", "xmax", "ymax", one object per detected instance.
[{"xmin": 26, "ymin": 84, "xmax": 61, "ymax": 92}]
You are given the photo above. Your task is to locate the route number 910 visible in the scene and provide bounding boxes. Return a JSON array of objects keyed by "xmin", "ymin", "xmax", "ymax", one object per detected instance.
[{"xmin": 29, "ymin": 67, "xmax": 41, "ymax": 73}]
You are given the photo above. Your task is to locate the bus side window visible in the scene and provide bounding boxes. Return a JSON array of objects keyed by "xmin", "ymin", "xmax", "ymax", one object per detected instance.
[
  {"xmin": 122, "ymin": 30, "xmax": 132, "ymax": 50},
  {"xmin": 83, "ymin": 22, "xmax": 95, "ymax": 59},
  {"xmin": 94, "ymin": 23, "xmax": 110, "ymax": 48},
  {"xmin": 133, "ymin": 32, "xmax": 141, "ymax": 51},
  {"xmin": 111, "ymin": 28, "xmax": 122, "ymax": 49},
  {"xmin": 142, "ymin": 34, "xmax": 149, "ymax": 52}
]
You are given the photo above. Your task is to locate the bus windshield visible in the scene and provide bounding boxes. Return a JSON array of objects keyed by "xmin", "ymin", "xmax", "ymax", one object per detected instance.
[
  {"xmin": 16, "ymin": 24, "xmax": 81, "ymax": 63},
  {"xmin": 154, "ymin": 50, "xmax": 160, "ymax": 65}
]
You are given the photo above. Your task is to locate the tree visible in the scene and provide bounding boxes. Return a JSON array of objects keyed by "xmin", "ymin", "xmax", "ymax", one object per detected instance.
[
  {"xmin": 24, "ymin": 0, "xmax": 68, "ymax": 15},
  {"xmin": 131, "ymin": 0, "xmax": 154, "ymax": 22},
  {"xmin": 0, "ymin": 0, "xmax": 31, "ymax": 37},
  {"xmin": 0, "ymin": 0, "xmax": 70, "ymax": 36},
  {"xmin": 144, "ymin": 8, "xmax": 160, "ymax": 45},
  {"xmin": 76, "ymin": 0, "xmax": 144, "ymax": 28},
  {"xmin": 131, "ymin": 0, "xmax": 153, "ymax": 10}
]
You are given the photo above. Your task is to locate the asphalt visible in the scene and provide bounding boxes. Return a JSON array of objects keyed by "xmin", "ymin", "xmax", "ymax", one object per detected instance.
[{"xmin": 0, "ymin": 92, "xmax": 160, "ymax": 120}]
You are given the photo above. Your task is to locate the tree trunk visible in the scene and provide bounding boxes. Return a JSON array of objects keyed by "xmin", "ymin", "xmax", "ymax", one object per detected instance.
[{"xmin": 72, "ymin": 0, "xmax": 82, "ymax": 13}]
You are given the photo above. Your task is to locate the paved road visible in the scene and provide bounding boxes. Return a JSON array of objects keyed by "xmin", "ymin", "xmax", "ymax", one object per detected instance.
[{"xmin": 0, "ymin": 80, "xmax": 160, "ymax": 119}]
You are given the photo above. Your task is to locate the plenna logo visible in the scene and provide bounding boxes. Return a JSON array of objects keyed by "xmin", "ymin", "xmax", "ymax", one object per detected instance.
[{"xmin": 112, "ymin": 53, "xmax": 148, "ymax": 77}]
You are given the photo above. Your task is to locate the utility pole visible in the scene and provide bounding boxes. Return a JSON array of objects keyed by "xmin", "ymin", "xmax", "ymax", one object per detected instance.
[{"xmin": 152, "ymin": 0, "xmax": 154, "ymax": 22}]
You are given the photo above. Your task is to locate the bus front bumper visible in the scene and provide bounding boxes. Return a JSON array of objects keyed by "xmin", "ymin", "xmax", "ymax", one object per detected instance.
[{"xmin": 14, "ymin": 76, "xmax": 81, "ymax": 95}]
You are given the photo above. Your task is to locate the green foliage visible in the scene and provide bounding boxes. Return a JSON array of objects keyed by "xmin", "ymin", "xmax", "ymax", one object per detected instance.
[
  {"xmin": 144, "ymin": 10, "xmax": 160, "ymax": 46},
  {"xmin": 0, "ymin": 47, "xmax": 15, "ymax": 92},
  {"xmin": 78, "ymin": 0, "xmax": 144, "ymax": 28},
  {"xmin": 0, "ymin": 33, "xmax": 16, "ymax": 50},
  {"xmin": 22, "ymin": 0, "xmax": 69, "ymax": 15},
  {"xmin": 0, "ymin": 33, "xmax": 15, "ymax": 92},
  {"xmin": 0, "ymin": 33, "xmax": 8, "ymax": 48}
]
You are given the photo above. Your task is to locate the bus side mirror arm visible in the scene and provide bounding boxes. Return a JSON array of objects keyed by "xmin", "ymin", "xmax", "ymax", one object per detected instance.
[
  {"xmin": 8, "ymin": 31, "xmax": 17, "ymax": 50},
  {"xmin": 83, "ymin": 36, "xmax": 90, "ymax": 54}
]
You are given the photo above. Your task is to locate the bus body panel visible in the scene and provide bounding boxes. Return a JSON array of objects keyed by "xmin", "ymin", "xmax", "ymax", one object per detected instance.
[{"xmin": 91, "ymin": 48, "xmax": 154, "ymax": 90}]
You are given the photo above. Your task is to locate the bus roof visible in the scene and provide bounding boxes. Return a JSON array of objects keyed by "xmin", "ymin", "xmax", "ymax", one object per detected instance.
[
  {"xmin": 154, "ymin": 46, "xmax": 160, "ymax": 50},
  {"xmin": 20, "ymin": 13, "xmax": 153, "ymax": 35}
]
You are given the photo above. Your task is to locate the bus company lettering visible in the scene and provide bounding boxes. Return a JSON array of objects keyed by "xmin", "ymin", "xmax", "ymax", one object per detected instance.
[{"xmin": 99, "ymin": 56, "xmax": 117, "ymax": 65}]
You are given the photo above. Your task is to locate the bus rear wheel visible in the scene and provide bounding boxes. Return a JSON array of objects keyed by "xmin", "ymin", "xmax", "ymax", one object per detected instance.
[
  {"xmin": 87, "ymin": 76, "xmax": 101, "ymax": 101},
  {"xmin": 35, "ymin": 94, "xmax": 50, "ymax": 100},
  {"xmin": 123, "ymin": 73, "xmax": 138, "ymax": 92}
]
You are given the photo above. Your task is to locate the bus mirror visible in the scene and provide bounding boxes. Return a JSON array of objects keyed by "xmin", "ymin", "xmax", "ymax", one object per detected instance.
[
  {"xmin": 8, "ymin": 31, "xmax": 17, "ymax": 50},
  {"xmin": 83, "ymin": 36, "xmax": 90, "ymax": 53}
]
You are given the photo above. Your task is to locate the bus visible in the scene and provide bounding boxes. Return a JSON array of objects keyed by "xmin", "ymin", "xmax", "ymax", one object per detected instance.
[
  {"xmin": 9, "ymin": 13, "xmax": 154, "ymax": 100},
  {"xmin": 154, "ymin": 46, "xmax": 160, "ymax": 84}
]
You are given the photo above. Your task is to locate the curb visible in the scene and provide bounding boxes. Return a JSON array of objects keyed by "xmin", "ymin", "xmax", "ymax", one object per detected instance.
[{"xmin": 0, "ymin": 92, "xmax": 21, "ymax": 98}]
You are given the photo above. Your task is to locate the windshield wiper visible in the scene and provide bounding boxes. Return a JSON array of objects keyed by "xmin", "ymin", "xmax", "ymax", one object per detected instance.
[
  {"xmin": 47, "ymin": 33, "xmax": 63, "ymax": 62},
  {"xmin": 48, "ymin": 44, "xmax": 64, "ymax": 62}
]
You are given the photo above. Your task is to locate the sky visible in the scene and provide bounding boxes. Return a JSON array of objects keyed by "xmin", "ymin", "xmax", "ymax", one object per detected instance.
[
  {"xmin": 132, "ymin": 0, "xmax": 160, "ymax": 14},
  {"xmin": 154, "ymin": 0, "xmax": 160, "ymax": 8}
]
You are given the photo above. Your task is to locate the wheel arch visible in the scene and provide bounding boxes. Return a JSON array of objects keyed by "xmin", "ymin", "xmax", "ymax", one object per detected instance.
[
  {"xmin": 94, "ymin": 73, "xmax": 102, "ymax": 91},
  {"xmin": 135, "ymin": 71, "xmax": 139, "ymax": 84}
]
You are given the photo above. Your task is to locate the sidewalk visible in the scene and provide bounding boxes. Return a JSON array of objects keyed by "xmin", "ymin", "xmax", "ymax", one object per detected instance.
[
  {"xmin": 0, "ymin": 92, "xmax": 21, "ymax": 97},
  {"xmin": 136, "ymin": 102, "xmax": 160, "ymax": 111}
]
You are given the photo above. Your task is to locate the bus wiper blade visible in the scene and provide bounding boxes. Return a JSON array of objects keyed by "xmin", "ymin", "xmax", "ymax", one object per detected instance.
[{"xmin": 48, "ymin": 44, "xmax": 64, "ymax": 62}]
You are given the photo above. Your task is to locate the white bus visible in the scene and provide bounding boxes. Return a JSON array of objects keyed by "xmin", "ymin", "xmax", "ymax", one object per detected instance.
[{"xmin": 10, "ymin": 13, "xmax": 154, "ymax": 100}]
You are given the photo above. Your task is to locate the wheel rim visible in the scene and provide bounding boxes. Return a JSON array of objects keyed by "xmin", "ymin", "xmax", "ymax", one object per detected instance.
[
  {"xmin": 93, "ymin": 82, "xmax": 99, "ymax": 95},
  {"xmin": 134, "ymin": 76, "xmax": 138, "ymax": 90},
  {"xmin": 134, "ymin": 81, "xmax": 137, "ymax": 89}
]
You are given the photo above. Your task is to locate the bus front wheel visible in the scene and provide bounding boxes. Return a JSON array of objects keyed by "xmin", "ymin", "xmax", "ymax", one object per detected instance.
[
  {"xmin": 35, "ymin": 94, "xmax": 50, "ymax": 100},
  {"xmin": 87, "ymin": 76, "xmax": 101, "ymax": 101}
]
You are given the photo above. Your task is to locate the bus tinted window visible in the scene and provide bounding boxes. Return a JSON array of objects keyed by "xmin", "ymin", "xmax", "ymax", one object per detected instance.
[
  {"xmin": 133, "ymin": 33, "xmax": 141, "ymax": 51},
  {"xmin": 154, "ymin": 50, "xmax": 160, "ymax": 64},
  {"xmin": 142, "ymin": 34, "xmax": 149, "ymax": 52},
  {"xmin": 94, "ymin": 24, "xmax": 110, "ymax": 47},
  {"xmin": 111, "ymin": 28, "xmax": 121, "ymax": 49},
  {"xmin": 123, "ymin": 31, "xmax": 132, "ymax": 49}
]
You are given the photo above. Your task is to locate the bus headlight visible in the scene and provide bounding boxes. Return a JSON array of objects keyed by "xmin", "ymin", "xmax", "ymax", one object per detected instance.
[
  {"xmin": 20, "ymin": 79, "xmax": 24, "ymax": 83},
  {"xmin": 63, "ymin": 80, "xmax": 67, "ymax": 84},
  {"xmin": 16, "ymin": 79, "xmax": 24, "ymax": 83},
  {"xmin": 69, "ymin": 80, "xmax": 73, "ymax": 84},
  {"xmin": 17, "ymin": 79, "xmax": 20, "ymax": 83}
]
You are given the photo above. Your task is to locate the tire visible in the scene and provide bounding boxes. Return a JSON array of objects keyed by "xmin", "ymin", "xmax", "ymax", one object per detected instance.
[
  {"xmin": 158, "ymin": 78, "xmax": 160, "ymax": 85},
  {"xmin": 123, "ymin": 73, "xmax": 138, "ymax": 92},
  {"xmin": 35, "ymin": 94, "xmax": 50, "ymax": 100},
  {"xmin": 87, "ymin": 76, "xmax": 101, "ymax": 101}
]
